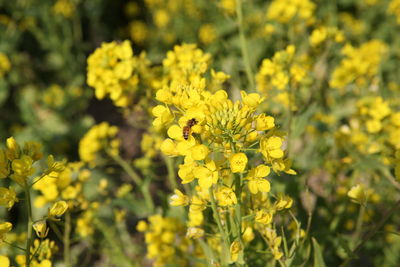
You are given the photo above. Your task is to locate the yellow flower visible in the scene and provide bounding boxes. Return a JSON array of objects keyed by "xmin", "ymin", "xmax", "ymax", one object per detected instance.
[
  {"xmin": 160, "ymin": 139, "xmax": 178, "ymax": 156},
  {"xmin": 0, "ymin": 149, "xmax": 9, "ymax": 178},
  {"xmin": 23, "ymin": 141, "xmax": 43, "ymax": 161},
  {"xmin": 256, "ymin": 114, "xmax": 275, "ymax": 131},
  {"xmin": 53, "ymin": 0, "xmax": 75, "ymax": 18},
  {"xmin": 211, "ymin": 69, "xmax": 230, "ymax": 83},
  {"xmin": 170, "ymin": 189, "xmax": 189, "ymax": 206},
  {"xmin": 216, "ymin": 186, "xmax": 237, "ymax": 206},
  {"xmin": 230, "ymin": 240, "xmax": 242, "ymax": 263},
  {"xmin": 191, "ymin": 144, "xmax": 209, "ymax": 161},
  {"xmin": 194, "ymin": 159, "xmax": 219, "ymax": 189},
  {"xmin": 6, "ymin": 137, "xmax": 20, "ymax": 161},
  {"xmin": 0, "ymin": 52, "xmax": 11, "ymax": 78},
  {"xmin": 274, "ymin": 194, "xmax": 293, "ymax": 210},
  {"xmin": 348, "ymin": 184, "xmax": 368, "ymax": 205},
  {"xmin": 129, "ymin": 20, "xmax": 148, "ymax": 44},
  {"xmin": 255, "ymin": 209, "xmax": 274, "ymax": 224},
  {"xmin": 152, "ymin": 105, "xmax": 173, "ymax": 128},
  {"xmin": 0, "ymin": 222, "xmax": 12, "ymax": 240},
  {"xmin": 136, "ymin": 220, "xmax": 148, "ymax": 232},
  {"xmin": 230, "ymin": 153, "xmax": 248, "ymax": 173},
  {"xmin": 246, "ymin": 165, "xmax": 271, "ymax": 194},
  {"xmin": 260, "ymin": 136, "xmax": 284, "ymax": 160},
  {"xmin": 0, "ymin": 256, "xmax": 10, "ymax": 267},
  {"xmin": 11, "ymin": 155, "xmax": 35, "ymax": 185},
  {"xmin": 153, "ymin": 9, "xmax": 170, "ymax": 28},
  {"xmin": 242, "ymin": 226, "xmax": 255, "ymax": 243},
  {"xmin": 79, "ymin": 122, "xmax": 120, "ymax": 165},
  {"xmin": 199, "ymin": 24, "xmax": 217, "ymax": 45},
  {"xmin": 48, "ymin": 201, "xmax": 68, "ymax": 220},
  {"xmin": 0, "ymin": 187, "xmax": 18, "ymax": 209},
  {"xmin": 33, "ymin": 220, "xmax": 49, "ymax": 238},
  {"xmin": 240, "ymin": 91, "xmax": 264, "ymax": 108},
  {"xmin": 178, "ymin": 161, "xmax": 197, "ymax": 184},
  {"xmin": 186, "ymin": 227, "xmax": 204, "ymax": 239}
]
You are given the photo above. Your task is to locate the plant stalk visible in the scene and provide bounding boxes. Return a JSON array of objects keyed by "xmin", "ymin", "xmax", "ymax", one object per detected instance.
[
  {"xmin": 24, "ymin": 186, "xmax": 33, "ymax": 267},
  {"xmin": 236, "ymin": 0, "xmax": 255, "ymax": 90}
]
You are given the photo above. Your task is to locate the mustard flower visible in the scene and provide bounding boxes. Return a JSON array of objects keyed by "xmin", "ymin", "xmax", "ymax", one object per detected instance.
[
  {"xmin": 230, "ymin": 153, "xmax": 248, "ymax": 173},
  {"xmin": 260, "ymin": 136, "xmax": 284, "ymax": 160},
  {"xmin": 388, "ymin": 0, "xmax": 400, "ymax": 24},
  {"xmin": 0, "ymin": 149, "xmax": 9, "ymax": 178},
  {"xmin": 186, "ymin": 227, "xmax": 205, "ymax": 239},
  {"xmin": 136, "ymin": 220, "xmax": 148, "ymax": 232},
  {"xmin": 33, "ymin": 220, "xmax": 49, "ymax": 238},
  {"xmin": 48, "ymin": 201, "xmax": 68, "ymax": 220},
  {"xmin": 170, "ymin": 189, "xmax": 190, "ymax": 206},
  {"xmin": 330, "ymin": 40, "xmax": 387, "ymax": 90},
  {"xmin": 152, "ymin": 105, "xmax": 174, "ymax": 128},
  {"xmin": 216, "ymin": 186, "xmax": 237, "ymax": 206},
  {"xmin": 87, "ymin": 40, "xmax": 148, "ymax": 107},
  {"xmin": 264, "ymin": 228, "xmax": 283, "ymax": 260},
  {"xmin": 6, "ymin": 137, "xmax": 20, "ymax": 161},
  {"xmin": 348, "ymin": 184, "xmax": 368, "ymax": 205},
  {"xmin": 266, "ymin": 0, "xmax": 315, "ymax": 24},
  {"xmin": 230, "ymin": 240, "xmax": 242, "ymax": 263},
  {"xmin": 274, "ymin": 194, "xmax": 293, "ymax": 210},
  {"xmin": 11, "ymin": 155, "xmax": 35, "ymax": 186},
  {"xmin": 256, "ymin": 114, "xmax": 275, "ymax": 131},
  {"xmin": 0, "ymin": 256, "xmax": 9, "ymax": 267},
  {"xmin": 194, "ymin": 159, "xmax": 218, "ymax": 189},
  {"xmin": 255, "ymin": 209, "xmax": 274, "ymax": 224},
  {"xmin": 199, "ymin": 24, "xmax": 217, "ymax": 45},
  {"xmin": 79, "ymin": 122, "xmax": 120, "ymax": 166},
  {"xmin": 178, "ymin": 161, "xmax": 197, "ymax": 184},
  {"xmin": 191, "ymin": 144, "xmax": 209, "ymax": 161},
  {"xmin": 0, "ymin": 222, "xmax": 12, "ymax": 240},
  {"xmin": 246, "ymin": 165, "xmax": 271, "ymax": 194},
  {"xmin": 0, "ymin": 187, "xmax": 18, "ymax": 209}
]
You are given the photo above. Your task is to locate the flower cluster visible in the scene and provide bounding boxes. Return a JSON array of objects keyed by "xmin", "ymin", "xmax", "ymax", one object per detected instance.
[
  {"xmin": 0, "ymin": 137, "xmax": 68, "ymax": 267},
  {"xmin": 388, "ymin": 0, "xmax": 400, "ymax": 24},
  {"xmin": 87, "ymin": 40, "xmax": 153, "ymax": 107},
  {"xmin": 256, "ymin": 45, "xmax": 311, "ymax": 109},
  {"xmin": 137, "ymin": 215, "xmax": 190, "ymax": 267},
  {"xmin": 33, "ymin": 162, "xmax": 90, "ymax": 209},
  {"xmin": 329, "ymin": 40, "xmax": 388, "ymax": 91},
  {"xmin": 79, "ymin": 122, "xmax": 120, "ymax": 166},
  {"xmin": 336, "ymin": 96, "xmax": 400, "ymax": 161},
  {"xmin": 148, "ymin": 44, "xmax": 297, "ymax": 264},
  {"xmin": 266, "ymin": 0, "xmax": 315, "ymax": 24},
  {"xmin": 309, "ymin": 26, "xmax": 344, "ymax": 47}
]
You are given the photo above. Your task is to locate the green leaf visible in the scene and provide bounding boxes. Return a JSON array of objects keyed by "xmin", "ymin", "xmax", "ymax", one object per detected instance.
[{"xmin": 312, "ymin": 237, "xmax": 326, "ymax": 267}]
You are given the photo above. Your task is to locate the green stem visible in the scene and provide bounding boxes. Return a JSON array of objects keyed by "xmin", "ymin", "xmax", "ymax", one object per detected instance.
[
  {"xmin": 286, "ymin": 84, "xmax": 294, "ymax": 157},
  {"xmin": 163, "ymin": 155, "xmax": 178, "ymax": 190},
  {"xmin": 141, "ymin": 180, "xmax": 155, "ymax": 213},
  {"xmin": 49, "ymin": 221, "xmax": 64, "ymax": 241},
  {"xmin": 24, "ymin": 186, "xmax": 33, "ymax": 267},
  {"xmin": 64, "ymin": 211, "xmax": 71, "ymax": 267},
  {"xmin": 94, "ymin": 218, "xmax": 136, "ymax": 267},
  {"xmin": 340, "ymin": 199, "xmax": 400, "ymax": 267},
  {"xmin": 209, "ymin": 187, "xmax": 230, "ymax": 265},
  {"xmin": 353, "ymin": 204, "xmax": 366, "ymax": 248},
  {"xmin": 2, "ymin": 240, "xmax": 26, "ymax": 251},
  {"xmin": 234, "ymin": 173, "xmax": 245, "ymax": 265},
  {"xmin": 107, "ymin": 151, "xmax": 142, "ymax": 185},
  {"xmin": 107, "ymin": 151, "xmax": 155, "ymax": 212},
  {"xmin": 236, "ymin": 0, "xmax": 255, "ymax": 90}
]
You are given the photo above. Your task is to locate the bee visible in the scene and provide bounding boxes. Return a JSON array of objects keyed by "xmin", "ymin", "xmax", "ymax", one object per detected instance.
[{"xmin": 183, "ymin": 118, "xmax": 198, "ymax": 140}]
